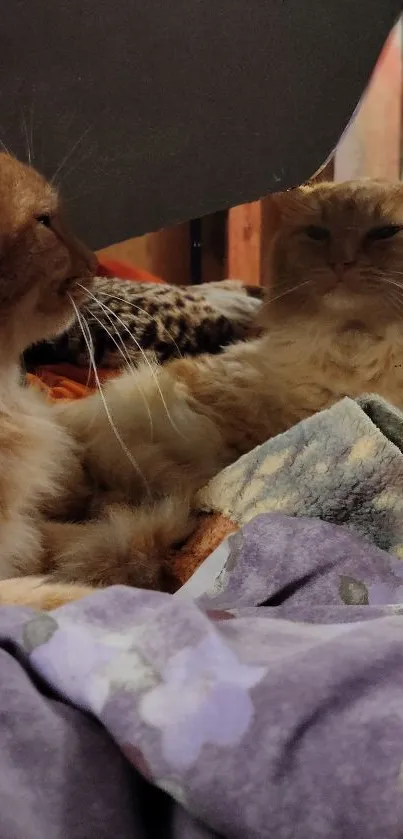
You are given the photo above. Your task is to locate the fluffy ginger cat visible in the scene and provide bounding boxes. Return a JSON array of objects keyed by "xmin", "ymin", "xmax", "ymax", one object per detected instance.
[
  {"xmin": 3, "ymin": 174, "xmax": 403, "ymax": 609},
  {"xmin": 0, "ymin": 153, "xmax": 96, "ymax": 603}
]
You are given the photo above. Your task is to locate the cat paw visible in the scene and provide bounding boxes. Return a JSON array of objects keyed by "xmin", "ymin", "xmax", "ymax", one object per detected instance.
[{"xmin": 200, "ymin": 281, "xmax": 262, "ymax": 323}]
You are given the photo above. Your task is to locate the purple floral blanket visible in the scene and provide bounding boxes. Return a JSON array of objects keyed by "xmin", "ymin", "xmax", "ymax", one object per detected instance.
[{"xmin": 1, "ymin": 513, "xmax": 403, "ymax": 838}]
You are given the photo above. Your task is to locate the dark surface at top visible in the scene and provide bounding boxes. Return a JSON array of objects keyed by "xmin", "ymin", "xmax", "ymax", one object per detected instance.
[{"xmin": 0, "ymin": 1, "xmax": 400, "ymax": 247}]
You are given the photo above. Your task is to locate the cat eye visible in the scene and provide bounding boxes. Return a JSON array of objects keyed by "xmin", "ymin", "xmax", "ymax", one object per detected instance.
[
  {"xmin": 303, "ymin": 225, "xmax": 330, "ymax": 241},
  {"xmin": 36, "ymin": 214, "xmax": 52, "ymax": 228},
  {"xmin": 365, "ymin": 225, "xmax": 402, "ymax": 241}
]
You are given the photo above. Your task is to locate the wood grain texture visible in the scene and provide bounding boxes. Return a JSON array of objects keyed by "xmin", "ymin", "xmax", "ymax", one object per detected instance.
[
  {"xmin": 98, "ymin": 223, "xmax": 190, "ymax": 285},
  {"xmin": 227, "ymin": 201, "xmax": 263, "ymax": 285}
]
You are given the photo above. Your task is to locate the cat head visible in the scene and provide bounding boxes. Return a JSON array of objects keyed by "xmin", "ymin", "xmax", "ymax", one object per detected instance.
[
  {"xmin": 0, "ymin": 152, "xmax": 96, "ymax": 358},
  {"xmin": 265, "ymin": 179, "xmax": 403, "ymax": 326}
]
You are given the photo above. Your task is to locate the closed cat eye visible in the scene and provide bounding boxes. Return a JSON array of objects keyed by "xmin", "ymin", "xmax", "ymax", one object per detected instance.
[
  {"xmin": 366, "ymin": 225, "xmax": 402, "ymax": 241},
  {"xmin": 303, "ymin": 225, "xmax": 330, "ymax": 241}
]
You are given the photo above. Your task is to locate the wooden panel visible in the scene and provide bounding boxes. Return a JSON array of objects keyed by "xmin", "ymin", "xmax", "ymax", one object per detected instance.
[
  {"xmin": 227, "ymin": 195, "xmax": 282, "ymax": 286},
  {"xmin": 98, "ymin": 223, "xmax": 190, "ymax": 285},
  {"xmin": 149, "ymin": 225, "xmax": 190, "ymax": 285},
  {"xmin": 260, "ymin": 195, "xmax": 282, "ymax": 288},
  {"xmin": 227, "ymin": 201, "xmax": 263, "ymax": 284},
  {"xmin": 202, "ymin": 212, "xmax": 226, "ymax": 284}
]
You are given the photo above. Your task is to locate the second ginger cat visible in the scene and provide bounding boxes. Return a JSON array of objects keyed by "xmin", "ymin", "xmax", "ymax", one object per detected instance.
[{"xmin": 0, "ymin": 165, "xmax": 402, "ymax": 607}]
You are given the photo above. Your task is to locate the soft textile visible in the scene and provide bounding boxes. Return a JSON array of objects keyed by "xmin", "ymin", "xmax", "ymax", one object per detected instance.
[
  {"xmin": 173, "ymin": 393, "xmax": 403, "ymax": 583},
  {"xmin": 1, "ymin": 514, "xmax": 403, "ymax": 836}
]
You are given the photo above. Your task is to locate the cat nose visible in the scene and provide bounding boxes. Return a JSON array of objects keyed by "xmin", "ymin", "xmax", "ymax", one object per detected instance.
[
  {"xmin": 329, "ymin": 258, "xmax": 355, "ymax": 272},
  {"xmin": 328, "ymin": 259, "xmax": 356, "ymax": 283}
]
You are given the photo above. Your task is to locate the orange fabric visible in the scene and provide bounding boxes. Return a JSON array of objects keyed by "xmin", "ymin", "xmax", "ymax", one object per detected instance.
[
  {"xmin": 97, "ymin": 258, "xmax": 163, "ymax": 284},
  {"xmin": 27, "ymin": 365, "xmax": 119, "ymax": 401},
  {"xmin": 28, "ymin": 260, "xmax": 165, "ymax": 400},
  {"xmin": 171, "ymin": 514, "xmax": 238, "ymax": 585}
]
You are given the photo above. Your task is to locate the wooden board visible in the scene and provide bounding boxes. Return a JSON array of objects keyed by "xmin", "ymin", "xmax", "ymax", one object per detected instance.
[
  {"xmin": 227, "ymin": 196, "xmax": 281, "ymax": 286},
  {"xmin": 98, "ymin": 224, "xmax": 190, "ymax": 285},
  {"xmin": 227, "ymin": 202, "xmax": 263, "ymax": 285}
]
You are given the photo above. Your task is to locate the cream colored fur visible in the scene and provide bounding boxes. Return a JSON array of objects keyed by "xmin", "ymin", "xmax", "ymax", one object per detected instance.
[
  {"xmin": 0, "ymin": 152, "xmax": 94, "ymax": 596},
  {"xmin": 59, "ymin": 313, "xmax": 403, "ymax": 498},
  {"xmin": 39, "ymin": 306, "xmax": 403, "ymax": 598},
  {"xmin": 0, "ymin": 371, "xmax": 81, "ymax": 578},
  {"xmin": 4, "ymin": 176, "xmax": 403, "ymax": 609},
  {"xmin": 35, "ymin": 178, "xmax": 403, "ymax": 601}
]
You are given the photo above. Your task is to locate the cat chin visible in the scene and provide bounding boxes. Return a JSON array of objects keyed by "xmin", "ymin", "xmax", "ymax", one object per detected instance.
[{"xmin": 321, "ymin": 289, "xmax": 361, "ymax": 315}]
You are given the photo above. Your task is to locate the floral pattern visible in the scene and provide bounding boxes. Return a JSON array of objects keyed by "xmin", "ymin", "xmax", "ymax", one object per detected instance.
[
  {"xmin": 8, "ymin": 510, "xmax": 403, "ymax": 837},
  {"xmin": 12, "ymin": 391, "xmax": 403, "ymax": 838},
  {"xmin": 139, "ymin": 633, "xmax": 266, "ymax": 769}
]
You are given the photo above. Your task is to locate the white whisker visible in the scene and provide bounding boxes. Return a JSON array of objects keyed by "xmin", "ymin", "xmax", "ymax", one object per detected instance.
[
  {"xmin": 68, "ymin": 294, "xmax": 151, "ymax": 496},
  {"xmin": 21, "ymin": 112, "xmax": 32, "ymax": 166},
  {"xmin": 96, "ymin": 290, "xmax": 184, "ymax": 359},
  {"xmin": 0, "ymin": 137, "xmax": 11, "ymax": 156},
  {"xmin": 381, "ymin": 269, "xmax": 403, "ymax": 279},
  {"xmin": 56, "ymin": 146, "xmax": 94, "ymax": 188},
  {"xmin": 266, "ymin": 280, "xmax": 311, "ymax": 305},
  {"xmin": 76, "ymin": 299, "xmax": 94, "ymax": 389},
  {"xmin": 84, "ymin": 306, "xmax": 154, "ymax": 442},
  {"xmin": 51, "ymin": 126, "xmax": 92, "ymax": 184},
  {"xmin": 376, "ymin": 276, "xmax": 403, "ymax": 294},
  {"xmin": 78, "ymin": 284, "xmax": 187, "ymax": 440},
  {"xmin": 367, "ymin": 276, "xmax": 403, "ymax": 318},
  {"xmin": 29, "ymin": 98, "xmax": 35, "ymax": 163}
]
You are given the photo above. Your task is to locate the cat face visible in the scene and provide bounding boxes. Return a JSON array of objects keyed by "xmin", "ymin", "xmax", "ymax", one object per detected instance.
[
  {"xmin": 269, "ymin": 180, "xmax": 403, "ymax": 323},
  {"xmin": 0, "ymin": 153, "xmax": 96, "ymax": 356}
]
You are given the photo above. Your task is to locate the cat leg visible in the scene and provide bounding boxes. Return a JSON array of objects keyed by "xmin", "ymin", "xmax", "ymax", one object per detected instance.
[
  {"xmin": 41, "ymin": 496, "xmax": 194, "ymax": 591},
  {"xmin": 54, "ymin": 336, "xmax": 289, "ymax": 504},
  {"xmin": 53, "ymin": 361, "xmax": 228, "ymax": 502},
  {"xmin": 0, "ymin": 495, "xmax": 194, "ymax": 609},
  {"xmin": 0, "ymin": 576, "xmax": 95, "ymax": 610}
]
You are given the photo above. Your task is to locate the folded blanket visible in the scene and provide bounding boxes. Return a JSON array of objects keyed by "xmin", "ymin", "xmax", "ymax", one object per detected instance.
[
  {"xmin": 2, "ymin": 514, "xmax": 403, "ymax": 838},
  {"xmin": 173, "ymin": 394, "xmax": 403, "ymax": 584}
]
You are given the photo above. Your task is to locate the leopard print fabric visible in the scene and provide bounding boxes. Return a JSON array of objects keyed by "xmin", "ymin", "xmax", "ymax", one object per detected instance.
[{"xmin": 24, "ymin": 277, "xmax": 263, "ymax": 370}]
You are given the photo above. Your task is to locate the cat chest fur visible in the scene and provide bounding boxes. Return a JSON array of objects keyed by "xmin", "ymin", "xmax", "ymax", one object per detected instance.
[
  {"xmin": 0, "ymin": 385, "xmax": 79, "ymax": 578},
  {"xmin": 265, "ymin": 319, "xmax": 403, "ymax": 408}
]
